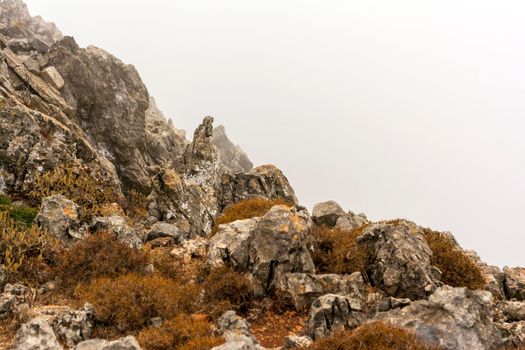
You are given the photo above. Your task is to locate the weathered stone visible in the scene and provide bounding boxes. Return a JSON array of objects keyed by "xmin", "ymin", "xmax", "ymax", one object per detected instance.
[
  {"xmin": 504, "ymin": 267, "xmax": 525, "ymax": 301},
  {"xmin": 275, "ymin": 272, "xmax": 368, "ymax": 311},
  {"xmin": 214, "ymin": 311, "xmax": 264, "ymax": 350},
  {"xmin": 36, "ymin": 195, "xmax": 81, "ymax": 241},
  {"xmin": 146, "ymin": 221, "xmax": 186, "ymax": 243},
  {"xmin": 169, "ymin": 236, "xmax": 208, "ymax": 262},
  {"xmin": 53, "ymin": 304, "xmax": 94, "ymax": 347},
  {"xmin": 90, "ymin": 216, "xmax": 143, "ymax": 249},
  {"xmin": 372, "ymin": 286, "xmax": 502, "ymax": 350},
  {"xmin": 312, "ymin": 200, "xmax": 345, "ymax": 227},
  {"xmin": 335, "ymin": 211, "xmax": 369, "ymax": 232},
  {"xmin": 212, "ymin": 125, "xmax": 253, "ymax": 174},
  {"xmin": 305, "ymin": 294, "xmax": 365, "ymax": 339},
  {"xmin": 74, "ymin": 336, "xmax": 142, "ymax": 350},
  {"xmin": 40, "ymin": 66, "xmax": 64, "ymax": 90},
  {"xmin": 284, "ymin": 335, "xmax": 313, "ymax": 349},
  {"xmin": 0, "ymin": 283, "xmax": 30, "ymax": 319},
  {"xmin": 496, "ymin": 321, "xmax": 525, "ymax": 348},
  {"xmin": 357, "ymin": 220, "xmax": 441, "ymax": 300},
  {"xmin": 13, "ymin": 317, "xmax": 64, "ymax": 350},
  {"xmin": 501, "ymin": 300, "xmax": 525, "ymax": 322},
  {"xmin": 30, "ymin": 38, "xmax": 49, "ymax": 54},
  {"xmin": 466, "ymin": 250, "xmax": 506, "ymax": 300}
]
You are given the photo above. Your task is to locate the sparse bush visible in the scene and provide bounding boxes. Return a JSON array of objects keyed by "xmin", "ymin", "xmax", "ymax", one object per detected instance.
[
  {"xmin": 9, "ymin": 206, "xmax": 38, "ymax": 227},
  {"xmin": 137, "ymin": 314, "xmax": 222, "ymax": 350},
  {"xmin": 309, "ymin": 322, "xmax": 439, "ymax": 350},
  {"xmin": 423, "ymin": 229, "xmax": 485, "ymax": 290},
  {"xmin": 30, "ymin": 163, "xmax": 120, "ymax": 220},
  {"xmin": 311, "ymin": 225, "xmax": 369, "ymax": 275},
  {"xmin": 0, "ymin": 194, "xmax": 11, "ymax": 206},
  {"xmin": 75, "ymin": 273, "xmax": 200, "ymax": 333},
  {"xmin": 201, "ymin": 266, "xmax": 256, "ymax": 319},
  {"xmin": 212, "ymin": 197, "xmax": 292, "ymax": 235},
  {"xmin": 55, "ymin": 232, "xmax": 149, "ymax": 291}
]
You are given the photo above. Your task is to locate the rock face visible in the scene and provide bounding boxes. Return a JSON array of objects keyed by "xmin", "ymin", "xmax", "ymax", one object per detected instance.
[
  {"xmin": 209, "ymin": 205, "xmax": 315, "ymax": 294},
  {"xmin": 312, "ymin": 200, "xmax": 346, "ymax": 227},
  {"xmin": 90, "ymin": 216, "xmax": 143, "ymax": 249},
  {"xmin": 146, "ymin": 221, "xmax": 187, "ymax": 243},
  {"xmin": 335, "ymin": 211, "xmax": 369, "ymax": 232},
  {"xmin": 36, "ymin": 195, "xmax": 81, "ymax": 241},
  {"xmin": 74, "ymin": 336, "xmax": 142, "ymax": 350},
  {"xmin": 213, "ymin": 311, "xmax": 265, "ymax": 350},
  {"xmin": 212, "ymin": 125, "xmax": 253, "ymax": 174},
  {"xmin": 504, "ymin": 267, "xmax": 525, "ymax": 301},
  {"xmin": 305, "ymin": 294, "xmax": 365, "ymax": 339},
  {"xmin": 13, "ymin": 317, "xmax": 64, "ymax": 350},
  {"xmin": 357, "ymin": 220, "xmax": 441, "ymax": 300},
  {"xmin": 372, "ymin": 286, "xmax": 502, "ymax": 350}
]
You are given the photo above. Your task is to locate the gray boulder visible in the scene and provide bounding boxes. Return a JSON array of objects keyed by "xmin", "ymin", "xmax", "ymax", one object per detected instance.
[
  {"xmin": 275, "ymin": 272, "xmax": 368, "ymax": 311},
  {"xmin": 146, "ymin": 221, "xmax": 187, "ymax": 243},
  {"xmin": 90, "ymin": 216, "xmax": 143, "ymax": 249},
  {"xmin": 356, "ymin": 220, "xmax": 441, "ymax": 300},
  {"xmin": 504, "ymin": 267, "xmax": 525, "ymax": 301},
  {"xmin": 53, "ymin": 304, "xmax": 94, "ymax": 347},
  {"xmin": 500, "ymin": 300, "xmax": 525, "ymax": 322},
  {"xmin": 372, "ymin": 286, "xmax": 502, "ymax": 350},
  {"xmin": 13, "ymin": 318, "xmax": 63, "ymax": 350},
  {"xmin": 169, "ymin": 236, "xmax": 208, "ymax": 262},
  {"xmin": 213, "ymin": 311, "xmax": 264, "ymax": 350},
  {"xmin": 74, "ymin": 336, "xmax": 142, "ymax": 350},
  {"xmin": 312, "ymin": 200, "xmax": 345, "ymax": 227},
  {"xmin": 284, "ymin": 335, "xmax": 313, "ymax": 349},
  {"xmin": 305, "ymin": 294, "xmax": 365, "ymax": 339},
  {"xmin": 0, "ymin": 283, "xmax": 30, "ymax": 319},
  {"xmin": 40, "ymin": 66, "xmax": 64, "ymax": 90},
  {"xmin": 212, "ymin": 125, "xmax": 253, "ymax": 174},
  {"xmin": 36, "ymin": 195, "xmax": 81, "ymax": 241},
  {"xmin": 496, "ymin": 321, "xmax": 525, "ymax": 349},
  {"xmin": 335, "ymin": 211, "xmax": 369, "ymax": 232}
]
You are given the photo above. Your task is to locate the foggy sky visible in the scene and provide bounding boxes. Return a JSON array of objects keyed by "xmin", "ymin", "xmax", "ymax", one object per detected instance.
[{"xmin": 24, "ymin": 0, "xmax": 525, "ymax": 267}]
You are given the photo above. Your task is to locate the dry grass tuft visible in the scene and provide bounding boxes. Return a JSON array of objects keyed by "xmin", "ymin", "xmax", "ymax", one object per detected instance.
[
  {"xmin": 309, "ymin": 321, "xmax": 439, "ymax": 350},
  {"xmin": 423, "ymin": 229, "xmax": 485, "ymax": 290},
  {"xmin": 310, "ymin": 225, "xmax": 369, "ymax": 275}
]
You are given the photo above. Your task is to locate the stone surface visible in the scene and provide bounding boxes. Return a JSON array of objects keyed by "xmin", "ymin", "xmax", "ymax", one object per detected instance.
[
  {"xmin": 356, "ymin": 220, "xmax": 441, "ymax": 300},
  {"xmin": 335, "ymin": 211, "xmax": 369, "ymax": 232},
  {"xmin": 312, "ymin": 200, "xmax": 345, "ymax": 227},
  {"xmin": 372, "ymin": 286, "xmax": 502, "ymax": 350},
  {"xmin": 0, "ymin": 283, "xmax": 30, "ymax": 319},
  {"xmin": 500, "ymin": 300, "xmax": 525, "ymax": 322},
  {"xmin": 13, "ymin": 317, "xmax": 64, "ymax": 350},
  {"xmin": 74, "ymin": 336, "xmax": 142, "ymax": 350},
  {"xmin": 0, "ymin": 266, "xmax": 6, "ymax": 292},
  {"xmin": 305, "ymin": 294, "xmax": 365, "ymax": 340},
  {"xmin": 504, "ymin": 267, "xmax": 525, "ymax": 301},
  {"xmin": 214, "ymin": 311, "xmax": 264, "ymax": 350},
  {"xmin": 169, "ymin": 236, "xmax": 208, "ymax": 262},
  {"xmin": 146, "ymin": 221, "xmax": 187, "ymax": 243},
  {"xmin": 90, "ymin": 215, "xmax": 143, "ymax": 249},
  {"xmin": 284, "ymin": 335, "xmax": 313, "ymax": 349},
  {"xmin": 212, "ymin": 124, "xmax": 253, "ymax": 174},
  {"xmin": 496, "ymin": 321, "xmax": 525, "ymax": 349},
  {"xmin": 275, "ymin": 272, "xmax": 368, "ymax": 311},
  {"xmin": 40, "ymin": 66, "xmax": 64, "ymax": 90},
  {"xmin": 36, "ymin": 195, "xmax": 81, "ymax": 241}
]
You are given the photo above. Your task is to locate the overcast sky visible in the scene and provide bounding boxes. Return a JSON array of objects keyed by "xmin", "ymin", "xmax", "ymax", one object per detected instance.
[{"xmin": 24, "ymin": 0, "xmax": 524, "ymax": 267}]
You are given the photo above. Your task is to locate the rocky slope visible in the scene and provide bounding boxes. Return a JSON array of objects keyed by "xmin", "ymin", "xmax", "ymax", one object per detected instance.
[{"xmin": 0, "ymin": 1, "xmax": 524, "ymax": 350}]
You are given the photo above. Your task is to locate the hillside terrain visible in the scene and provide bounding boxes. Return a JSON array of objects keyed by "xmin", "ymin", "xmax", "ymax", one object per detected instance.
[{"xmin": 0, "ymin": 1, "xmax": 524, "ymax": 349}]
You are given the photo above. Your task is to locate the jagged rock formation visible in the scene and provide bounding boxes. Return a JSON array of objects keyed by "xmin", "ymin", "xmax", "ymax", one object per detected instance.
[{"xmin": 212, "ymin": 125, "xmax": 253, "ymax": 174}]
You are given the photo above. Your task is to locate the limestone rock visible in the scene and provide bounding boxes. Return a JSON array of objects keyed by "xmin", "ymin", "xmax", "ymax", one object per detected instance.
[
  {"xmin": 214, "ymin": 311, "xmax": 264, "ymax": 350},
  {"xmin": 305, "ymin": 294, "xmax": 365, "ymax": 339},
  {"xmin": 312, "ymin": 200, "xmax": 345, "ymax": 227},
  {"xmin": 496, "ymin": 321, "xmax": 525, "ymax": 349},
  {"xmin": 275, "ymin": 272, "xmax": 368, "ymax": 311},
  {"xmin": 212, "ymin": 125, "xmax": 253, "ymax": 174},
  {"xmin": 146, "ymin": 221, "xmax": 186, "ymax": 243},
  {"xmin": 466, "ymin": 250, "xmax": 506, "ymax": 300},
  {"xmin": 75, "ymin": 336, "xmax": 142, "ymax": 350},
  {"xmin": 335, "ymin": 211, "xmax": 369, "ymax": 232},
  {"xmin": 13, "ymin": 317, "xmax": 63, "ymax": 350},
  {"xmin": 0, "ymin": 283, "xmax": 30, "ymax": 319},
  {"xmin": 36, "ymin": 195, "xmax": 82, "ymax": 241},
  {"xmin": 356, "ymin": 220, "xmax": 441, "ymax": 300},
  {"xmin": 372, "ymin": 286, "xmax": 502, "ymax": 350},
  {"xmin": 504, "ymin": 267, "xmax": 525, "ymax": 301},
  {"xmin": 90, "ymin": 216, "xmax": 143, "ymax": 249},
  {"xmin": 284, "ymin": 335, "xmax": 313, "ymax": 349},
  {"xmin": 169, "ymin": 236, "xmax": 208, "ymax": 262},
  {"xmin": 40, "ymin": 66, "xmax": 64, "ymax": 90},
  {"xmin": 500, "ymin": 300, "xmax": 525, "ymax": 322}
]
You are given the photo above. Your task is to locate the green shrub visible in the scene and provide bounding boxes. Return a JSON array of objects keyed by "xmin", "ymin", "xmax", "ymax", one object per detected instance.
[
  {"xmin": 0, "ymin": 194, "xmax": 11, "ymax": 206},
  {"xmin": 423, "ymin": 229, "xmax": 485, "ymax": 290},
  {"xmin": 309, "ymin": 322, "xmax": 439, "ymax": 350},
  {"xmin": 311, "ymin": 225, "xmax": 369, "ymax": 275},
  {"xmin": 137, "ymin": 314, "xmax": 222, "ymax": 350},
  {"xmin": 75, "ymin": 273, "xmax": 200, "ymax": 333},
  {"xmin": 9, "ymin": 206, "xmax": 38, "ymax": 227}
]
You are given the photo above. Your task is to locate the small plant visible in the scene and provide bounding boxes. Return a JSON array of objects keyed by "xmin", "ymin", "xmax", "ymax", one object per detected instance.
[
  {"xmin": 55, "ymin": 232, "xmax": 149, "ymax": 291},
  {"xmin": 212, "ymin": 197, "xmax": 292, "ymax": 236},
  {"xmin": 309, "ymin": 322, "xmax": 439, "ymax": 350},
  {"xmin": 0, "ymin": 194, "xmax": 11, "ymax": 206},
  {"xmin": 423, "ymin": 229, "xmax": 485, "ymax": 290},
  {"xmin": 9, "ymin": 206, "xmax": 38, "ymax": 227},
  {"xmin": 201, "ymin": 266, "xmax": 256, "ymax": 319},
  {"xmin": 75, "ymin": 273, "xmax": 200, "ymax": 333},
  {"xmin": 310, "ymin": 225, "xmax": 369, "ymax": 275},
  {"xmin": 30, "ymin": 163, "xmax": 120, "ymax": 221},
  {"xmin": 137, "ymin": 314, "xmax": 222, "ymax": 350}
]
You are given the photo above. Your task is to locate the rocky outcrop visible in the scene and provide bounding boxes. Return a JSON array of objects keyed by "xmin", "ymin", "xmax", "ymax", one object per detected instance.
[
  {"xmin": 372, "ymin": 286, "xmax": 502, "ymax": 350},
  {"xmin": 13, "ymin": 317, "xmax": 63, "ymax": 350},
  {"xmin": 335, "ymin": 211, "xmax": 369, "ymax": 232},
  {"xmin": 0, "ymin": 283, "xmax": 30, "ymax": 320},
  {"xmin": 504, "ymin": 267, "xmax": 525, "ymax": 301},
  {"xmin": 75, "ymin": 336, "xmax": 142, "ymax": 350},
  {"xmin": 90, "ymin": 216, "xmax": 143, "ymax": 249},
  {"xmin": 496, "ymin": 321, "xmax": 525, "ymax": 349},
  {"xmin": 312, "ymin": 200, "xmax": 346, "ymax": 227},
  {"xmin": 213, "ymin": 311, "xmax": 264, "ymax": 350},
  {"xmin": 305, "ymin": 294, "xmax": 365, "ymax": 339},
  {"xmin": 209, "ymin": 205, "xmax": 315, "ymax": 294},
  {"xmin": 356, "ymin": 220, "xmax": 441, "ymax": 300},
  {"xmin": 146, "ymin": 221, "xmax": 187, "ymax": 244},
  {"xmin": 212, "ymin": 125, "xmax": 253, "ymax": 174},
  {"xmin": 35, "ymin": 195, "xmax": 82, "ymax": 241}
]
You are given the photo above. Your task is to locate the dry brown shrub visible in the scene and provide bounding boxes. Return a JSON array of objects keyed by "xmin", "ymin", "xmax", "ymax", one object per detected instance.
[
  {"xmin": 423, "ymin": 229, "xmax": 485, "ymax": 290},
  {"xmin": 54, "ymin": 232, "xmax": 149, "ymax": 291},
  {"xmin": 310, "ymin": 225, "xmax": 369, "ymax": 275},
  {"xmin": 75, "ymin": 273, "xmax": 200, "ymax": 333},
  {"xmin": 137, "ymin": 314, "xmax": 222, "ymax": 350},
  {"xmin": 212, "ymin": 197, "xmax": 292, "ymax": 236},
  {"xmin": 309, "ymin": 322, "xmax": 439, "ymax": 350},
  {"xmin": 201, "ymin": 266, "xmax": 256, "ymax": 319}
]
